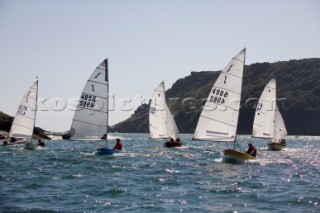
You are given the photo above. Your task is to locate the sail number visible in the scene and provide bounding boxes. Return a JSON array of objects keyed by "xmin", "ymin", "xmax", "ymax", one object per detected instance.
[
  {"xmin": 17, "ymin": 105, "xmax": 27, "ymax": 115},
  {"xmin": 150, "ymin": 107, "xmax": 156, "ymax": 114},
  {"xmin": 256, "ymin": 102, "xmax": 263, "ymax": 111},
  {"xmin": 79, "ymin": 93, "xmax": 96, "ymax": 108},
  {"xmin": 209, "ymin": 88, "xmax": 228, "ymax": 104}
]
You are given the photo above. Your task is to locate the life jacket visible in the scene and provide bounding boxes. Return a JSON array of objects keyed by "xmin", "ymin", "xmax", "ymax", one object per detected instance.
[{"xmin": 247, "ymin": 147, "xmax": 256, "ymax": 157}]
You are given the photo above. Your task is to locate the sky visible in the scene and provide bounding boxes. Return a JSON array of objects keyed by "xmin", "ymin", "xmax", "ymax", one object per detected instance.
[{"xmin": 0, "ymin": 0, "xmax": 319, "ymax": 132}]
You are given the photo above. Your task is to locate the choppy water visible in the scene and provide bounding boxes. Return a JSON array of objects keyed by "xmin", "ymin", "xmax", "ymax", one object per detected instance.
[{"xmin": 1, "ymin": 134, "xmax": 319, "ymax": 212}]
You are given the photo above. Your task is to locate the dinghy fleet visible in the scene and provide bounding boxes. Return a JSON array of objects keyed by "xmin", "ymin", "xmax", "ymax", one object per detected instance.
[{"xmin": 2, "ymin": 48, "xmax": 288, "ymax": 161}]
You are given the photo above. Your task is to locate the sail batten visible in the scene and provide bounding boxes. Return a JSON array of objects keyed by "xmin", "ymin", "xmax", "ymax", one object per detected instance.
[
  {"xmin": 72, "ymin": 119, "xmax": 107, "ymax": 127},
  {"xmin": 193, "ymin": 49, "xmax": 246, "ymax": 142},
  {"xmin": 70, "ymin": 59, "xmax": 109, "ymax": 141},
  {"xmin": 87, "ymin": 80, "xmax": 108, "ymax": 86},
  {"xmin": 200, "ymin": 116, "xmax": 237, "ymax": 127}
]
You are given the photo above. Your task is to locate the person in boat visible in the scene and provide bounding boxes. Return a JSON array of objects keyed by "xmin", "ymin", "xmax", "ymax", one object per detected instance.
[
  {"xmin": 175, "ymin": 137, "xmax": 181, "ymax": 144},
  {"xmin": 37, "ymin": 139, "xmax": 45, "ymax": 146},
  {"xmin": 169, "ymin": 137, "xmax": 175, "ymax": 143},
  {"xmin": 246, "ymin": 143, "xmax": 257, "ymax": 157},
  {"xmin": 280, "ymin": 139, "xmax": 286, "ymax": 145},
  {"xmin": 9, "ymin": 137, "xmax": 16, "ymax": 143},
  {"xmin": 113, "ymin": 138, "xmax": 122, "ymax": 150}
]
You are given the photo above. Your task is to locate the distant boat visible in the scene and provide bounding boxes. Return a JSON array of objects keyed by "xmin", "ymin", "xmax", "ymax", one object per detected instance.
[
  {"xmin": 252, "ymin": 78, "xmax": 288, "ymax": 150},
  {"xmin": 68, "ymin": 58, "xmax": 117, "ymax": 155},
  {"xmin": 2, "ymin": 80, "xmax": 38, "ymax": 147},
  {"xmin": 149, "ymin": 81, "xmax": 180, "ymax": 147}
]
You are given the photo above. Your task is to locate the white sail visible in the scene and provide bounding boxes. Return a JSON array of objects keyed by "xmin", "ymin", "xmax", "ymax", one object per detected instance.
[
  {"xmin": 70, "ymin": 59, "xmax": 109, "ymax": 141},
  {"xmin": 273, "ymin": 104, "xmax": 287, "ymax": 141},
  {"xmin": 252, "ymin": 78, "xmax": 276, "ymax": 139},
  {"xmin": 9, "ymin": 80, "xmax": 38, "ymax": 138},
  {"xmin": 149, "ymin": 81, "xmax": 179, "ymax": 139},
  {"xmin": 165, "ymin": 103, "xmax": 179, "ymax": 138},
  {"xmin": 193, "ymin": 48, "xmax": 246, "ymax": 142}
]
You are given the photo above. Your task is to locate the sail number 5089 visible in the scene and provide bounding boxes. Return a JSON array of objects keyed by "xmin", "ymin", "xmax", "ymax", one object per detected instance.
[{"xmin": 209, "ymin": 88, "xmax": 228, "ymax": 104}]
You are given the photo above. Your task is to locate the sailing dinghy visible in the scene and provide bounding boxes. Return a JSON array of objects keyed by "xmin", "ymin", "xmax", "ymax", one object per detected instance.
[
  {"xmin": 149, "ymin": 81, "xmax": 181, "ymax": 147},
  {"xmin": 252, "ymin": 78, "xmax": 288, "ymax": 150},
  {"xmin": 3, "ymin": 80, "xmax": 38, "ymax": 148},
  {"xmin": 218, "ymin": 48, "xmax": 256, "ymax": 162},
  {"xmin": 68, "ymin": 58, "xmax": 117, "ymax": 155},
  {"xmin": 191, "ymin": 48, "xmax": 253, "ymax": 162},
  {"xmin": 193, "ymin": 49, "xmax": 245, "ymax": 142}
]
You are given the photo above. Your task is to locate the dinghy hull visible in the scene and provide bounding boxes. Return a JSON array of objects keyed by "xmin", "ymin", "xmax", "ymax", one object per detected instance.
[
  {"xmin": 223, "ymin": 149, "xmax": 255, "ymax": 163},
  {"xmin": 2, "ymin": 139, "xmax": 27, "ymax": 146},
  {"xmin": 267, "ymin": 143, "xmax": 286, "ymax": 150},
  {"xmin": 96, "ymin": 147, "xmax": 119, "ymax": 155},
  {"xmin": 164, "ymin": 141, "xmax": 182, "ymax": 148}
]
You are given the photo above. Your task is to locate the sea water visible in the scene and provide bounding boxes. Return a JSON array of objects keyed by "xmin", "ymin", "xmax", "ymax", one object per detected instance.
[{"xmin": 0, "ymin": 134, "xmax": 319, "ymax": 212}]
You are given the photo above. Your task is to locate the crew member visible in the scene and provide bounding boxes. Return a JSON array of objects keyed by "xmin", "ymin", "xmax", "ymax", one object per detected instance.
[
  {"xmin": 113, "ymin": 138, "xmax": 122, "ymax": 150},
  {"xmin": 246, "ymin": 143, "xmax": 257, "ymax": 157}
]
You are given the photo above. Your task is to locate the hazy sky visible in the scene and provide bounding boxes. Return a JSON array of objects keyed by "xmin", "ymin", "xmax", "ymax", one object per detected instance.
[{"xmin": 0, "ymin": 0, "xmax": 319, "ymax": 132}]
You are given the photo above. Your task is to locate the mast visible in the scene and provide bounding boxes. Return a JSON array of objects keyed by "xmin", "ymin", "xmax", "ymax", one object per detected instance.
[
  {"xmin": 33, "ymin": 77, "xmax": 39, "ymax": 140},
  {"xmin": 233, "ymin": 48, "xmax": 246, "ymax": 150},
  {"xmin": 162, "ymin": 81, "xmax": 167, "ymax": 137},
  {"xmin": 105, "ymin": 58, "xmax": 109, "ymax": 145}
]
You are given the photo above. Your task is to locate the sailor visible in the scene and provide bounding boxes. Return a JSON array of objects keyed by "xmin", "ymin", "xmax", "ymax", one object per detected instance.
[
  {"xmin": 10, "ymin": 137, "xmax": 16, "ymax": 143},
  {"xmin": 246, "ymin": 143, "xmax": 257, "ymax": 157},
  {"xmin": 113, "ymin": 138, "xmax": 122, "ymax": 150},
  {"xmin": 37, "ymin": 139, "xmax": 45, "ymax": 146},
  {"xmin": 175, "ymin": 137, "xmax": 181, "ymax": 144}
]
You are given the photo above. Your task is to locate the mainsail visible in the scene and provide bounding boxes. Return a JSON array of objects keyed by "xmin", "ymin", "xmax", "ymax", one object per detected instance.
[
  {"xmin": 193, "ymin": 48, "xmax": 246, "ymax": 142},
  {"xmin": 9, "ymin": 80, "xmax": 38, "ymax": 139},
  {"xmin": 252, "ymin": 78, "xmax": 276, "ymax": 139},
  {"xmin": 149, "ymin": 81, "xmax": 179, "ymax": 139},
  {"xmin": 70, "ymin": 59, "xmax": 109, "ymax": 141}
]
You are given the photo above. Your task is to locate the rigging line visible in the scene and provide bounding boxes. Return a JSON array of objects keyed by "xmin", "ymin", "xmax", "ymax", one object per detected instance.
[
  {"xmin": 232, "ymin": 56, "xmax": 245, "ymax": 63},
  {"xmin": 87, "ymin": 80, "xmax": 108, "ymax": 86},
  {"xmin": 75, "ymin": 107, "xmax": 108, "ymax": 114},
  {"xmin": 200, "ymin": 115, "xmax": 236, "ymax": 127},
  {"xmin": 13, "ymin": 114, "xmax": 35, "ymax": 120},
  {"xmin": 11, "ymin": 123, "xmax": 33, "ymax": 130},
  {"xmin": 223, "ymin": 71, "xmax": 242, "ymax": 79},
  {"xmin": 73, "ymin": 119, "xmax": 108, "ymax": 128}
]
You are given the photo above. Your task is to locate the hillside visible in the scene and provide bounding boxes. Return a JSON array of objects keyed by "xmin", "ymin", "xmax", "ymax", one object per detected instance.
[
  {"xmin": 110, "ymin": 58, "xmax": 320, "ymax": 135},
  {"xmin": 0, "ymin": 111, "xmax": 51, "ymax": 140}
]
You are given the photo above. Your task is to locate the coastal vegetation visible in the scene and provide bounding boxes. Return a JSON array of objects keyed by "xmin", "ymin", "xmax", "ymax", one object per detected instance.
[
  {"xmin": 111, "ymin": 58, "xmax": 320, "ymax": 135},
  {"xmin": 1, "ymin": 58, "xmax": 319, "ymax": 136}
]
